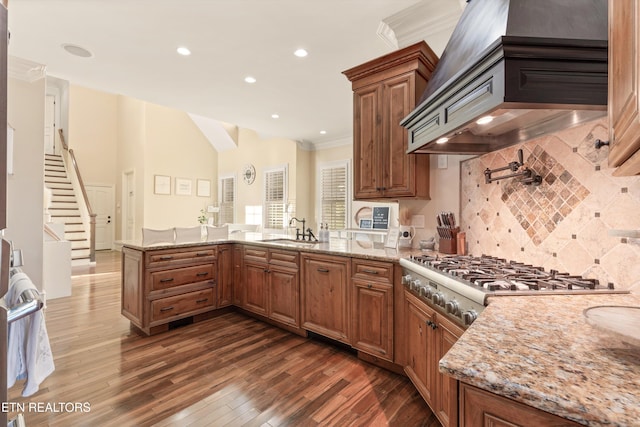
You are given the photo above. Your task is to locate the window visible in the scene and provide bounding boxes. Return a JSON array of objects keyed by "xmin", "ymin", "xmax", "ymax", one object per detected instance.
[
  {"xmin": 318, "ymin": 161, "xmax": 350, "ymax": 230},
  {"xmin": 263, "ymin": 166, "xmax": 287, "ymax": 230},
  {"xmin": 218, "ymin": 175, "xmax": 235, "ymax": 225}
]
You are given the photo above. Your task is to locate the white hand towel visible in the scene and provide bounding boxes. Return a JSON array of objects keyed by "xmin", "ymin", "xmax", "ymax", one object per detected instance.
[{"xmin": 6, "ymin": 272, "xmax": 55, "ymax": 397}]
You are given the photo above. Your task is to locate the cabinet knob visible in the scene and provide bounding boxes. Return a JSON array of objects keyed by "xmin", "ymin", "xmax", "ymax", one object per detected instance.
[{"xmin": 367, "ymin": 283, "xmax": 373, "ymax": 289}]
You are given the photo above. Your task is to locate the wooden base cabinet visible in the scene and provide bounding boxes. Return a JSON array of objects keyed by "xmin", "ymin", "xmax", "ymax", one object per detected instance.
[
  {"xmin": 460, "ymin": 383, "xmax": 581, "ymax": 427},
  {"xmin": 404, "ymin": 290, "xmax": 463, "ymax": 427},
  {"xmin": 301, "ymin": 253, "xmax": 350, "ymax": 344},
  {"xmin": 242, "ymin": 245, "xmax": 300, "ymax": 329},
  {"xmin": 121, "ymin": 245, "xmax": 218, "ymax": 335},
  {"xmin": 351, "ymin": 259, "xmax": 394, "ymax": 361}
]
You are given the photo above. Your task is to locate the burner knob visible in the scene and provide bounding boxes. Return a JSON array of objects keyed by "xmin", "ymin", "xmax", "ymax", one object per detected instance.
[
  {"xmin": 432, "ymin": 292, "xmax": 445, "ymax": 307},
  {"xmin": 462, "ymin": 310, "xmax": 478, "ymax": 326},
  {"xmin": 401, "ymin": 274, "xmax": 412, "ymax": 285},
  {"xmin": 420, "ymin": 285, "xmax": 434, "ymax": 298},
  {"xmin": 410, "ymin": 279, "xmax": 422, "ymax": 290},
  {"xmin": 445, "ymin": 300, "xmax": 460, "ymax": 316}
]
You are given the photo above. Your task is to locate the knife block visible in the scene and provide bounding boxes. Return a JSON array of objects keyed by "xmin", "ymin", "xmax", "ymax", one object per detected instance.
[{"xmin": 437, "ymin": 227, "xmax": 459, "ymax": 254}]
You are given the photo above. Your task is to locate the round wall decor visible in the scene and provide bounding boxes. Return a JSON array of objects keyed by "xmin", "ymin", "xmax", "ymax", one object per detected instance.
[{"xmin": 242, "ymin": 164, "xmax": 256, "ymax": 185}]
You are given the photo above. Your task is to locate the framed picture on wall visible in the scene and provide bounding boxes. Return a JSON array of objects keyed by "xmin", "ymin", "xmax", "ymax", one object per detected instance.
[
  {"xmin": 196, "ymin": 179, "xmax": 211, "ymax": 197},
  {"xmin": 154, "ymin": 175, "xmax": 171, "ymax": 195},
  {"xmin": 175, "ymin": 178, "xmax": 192, "ymax": 196}
]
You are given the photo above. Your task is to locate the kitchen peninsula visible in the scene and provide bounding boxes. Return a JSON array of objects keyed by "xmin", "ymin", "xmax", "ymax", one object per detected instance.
[{"xmin": 120, "ymin": 234, "xmax": 639, "ymax": 427}]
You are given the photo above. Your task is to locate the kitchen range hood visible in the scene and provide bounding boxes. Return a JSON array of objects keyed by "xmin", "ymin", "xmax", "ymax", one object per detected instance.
[{"xmin": 401, "ymin": 0, "xmax": 608, "ymax": 155}]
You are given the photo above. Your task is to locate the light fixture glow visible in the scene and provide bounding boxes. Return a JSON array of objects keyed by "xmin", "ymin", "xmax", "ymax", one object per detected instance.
[
  {"xmin": 476, "ymin": 115, "xmax": 494, "ymax": 125},
  {"xmin": 271, "ymin": 114, "xmax": 279, "ymax": 119},
  {"xmin": 294, "ymin": 48, "xmax": 308, "ymax": 57},
  {"xmin": 320, "ymin": 130, "xmax": 327, "ymax": 135},
  {"xmin": 436, "ymin": 137, "xmax": 449, "ymax": 144},
  {"xmin": 244, "ymin": 76, "xmax": 257, "ymax": 84},
  {"xmin": 176, "ymin": 46, "xmax": 191, "ymax": 56}
]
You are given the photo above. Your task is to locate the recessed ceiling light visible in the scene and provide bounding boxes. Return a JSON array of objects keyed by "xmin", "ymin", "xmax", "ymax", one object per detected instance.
[
  {"xmin": 320, "ymin": 130, "xmax": 327, "ymax": 135},
  {"xmin": 61, "ymin": 43, "xmax": 93, "ymax": 58},
  {"xmin": 176, "ymin": 46, "xmax": 191, "ymax": 56},
  {"xmin": 271, "ymin": 114, "xmax": 279, "ymax": 119},
  {"xmin": 436, "ymin": 137, "xmax": 449, "ymax": 144},
  {"xmin": 294, "ymin": 48, "xmax": 308, "ymax": 58},
  {"xmin": 244, "ymin": 76, "xmax": 257, "ymax": 84},
  {"xmin": 476, "ymin": 115, "xmax": 494, "ymax": 125}
]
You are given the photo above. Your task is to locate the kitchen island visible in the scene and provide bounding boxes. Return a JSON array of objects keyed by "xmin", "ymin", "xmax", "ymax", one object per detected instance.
[{"xmin": 440, "ymin": 293, "xmax": 640, "ymax": 426}]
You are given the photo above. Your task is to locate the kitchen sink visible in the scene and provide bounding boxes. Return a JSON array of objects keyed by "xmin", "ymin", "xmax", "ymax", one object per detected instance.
[{"xmin": 259, "ymin": 238, "xmax": 320, "ymax": 246}]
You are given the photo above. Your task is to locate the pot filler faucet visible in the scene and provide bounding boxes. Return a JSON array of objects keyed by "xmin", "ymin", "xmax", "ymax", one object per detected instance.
[
  {"xmin": 483, "ymin": 148, "xmax": 542, "ymax": 186},
  {"xmin": 289, "ymin": 217, "xmax": 317, "ymax": 241}
]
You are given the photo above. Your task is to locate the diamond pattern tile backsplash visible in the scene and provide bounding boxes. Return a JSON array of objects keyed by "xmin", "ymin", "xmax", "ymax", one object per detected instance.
[
  {"xmin": 460, "ymin": 118, "xmax": 640, "ymax": 292},
  {"xmin": 501, "ymin": 146, "xmax": 590, "ymax": 246}
]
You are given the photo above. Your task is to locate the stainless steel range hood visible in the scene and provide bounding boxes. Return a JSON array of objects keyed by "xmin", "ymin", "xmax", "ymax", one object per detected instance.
[{"xmin": 401, "ymin": 0, "xmax": 608, "ymax": 155}]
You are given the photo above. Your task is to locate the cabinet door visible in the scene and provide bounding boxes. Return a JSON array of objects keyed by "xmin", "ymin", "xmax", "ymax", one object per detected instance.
[
  {"xmin": 382, "ymin": 73, "xmax": 418, "ymax": 197},
  {"xmin": 353, "ymin": 84, "xmax": 383, "ymax": 199},
  {"xmin": 352, "ymin": 279, "xmax": 393, "ymax": 360},
  {"xmin": 268, "ymin": 266, "xmax": 299, "ymax": 327},
  {"xmin": 460, "ymin": 383, "xmax": 582, "ymax": 427},
  {"xmin": 436, "ymin": 315, "xmax": 464, "ymax": 427},
  {"xmin": 217, "ymin": 245, "xmax": 233, "ymax": 307},
  {"xmin": 405, "ymin": 292, "xmax": 436, "ymax": 407},
  {"xmin": 609, "ymin": 0, "xmax": 640, "ymax": 175},
  {"xmin": 301, "ymin": 255, "xmax": 350, "ymax": 343},
  {"xmin": 244, "ymin": 261, "xmax": 268, "ymax": 316}
]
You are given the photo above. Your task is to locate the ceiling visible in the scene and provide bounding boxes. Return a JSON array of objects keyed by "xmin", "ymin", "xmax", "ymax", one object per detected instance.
[{"xmin": 7, "ymin": 0, "xmax": 464, "ymax": 146}]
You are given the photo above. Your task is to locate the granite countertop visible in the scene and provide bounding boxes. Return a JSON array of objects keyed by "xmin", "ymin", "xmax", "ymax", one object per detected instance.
[
  {"xmin": 118, "ymin": 232, "xmax": 425, "ymax": 262},
  {"xmin": 440, "ymin": 293, "xmax": 640, "ymax": 426}
]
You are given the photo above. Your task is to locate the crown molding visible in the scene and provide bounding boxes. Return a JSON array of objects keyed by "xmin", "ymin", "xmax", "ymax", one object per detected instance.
[
  {"xmin": 378, "ymin": 0, "xmax": 464, "ymax": 52},
  {"xmin": 311, "ymin": 135, "xmax": 352, "ymax": 151},
  {"xmin": 8, "ymin": 55, "xmax": 47, "ymax": 82}
]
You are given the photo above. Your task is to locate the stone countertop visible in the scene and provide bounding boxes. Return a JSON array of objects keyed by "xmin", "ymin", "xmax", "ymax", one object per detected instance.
[
  {"xmin": 118, "ymin": 232, "xmax": 428, "ymax": 262},
  {"xmin": 439, "ymin": 293, "xmax": 640, "ymax": 426}
]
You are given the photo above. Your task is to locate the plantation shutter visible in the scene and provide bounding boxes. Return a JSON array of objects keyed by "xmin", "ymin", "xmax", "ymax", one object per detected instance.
[
  {"xmin": 219, "ymin": 176, "xmax": 235, "ymax": 224},
  {"xmin": 320, "ymin": 165, "xmax": 347, "ymax": 230},
  {"xmin": 264, "ymin": 168, "xmax": 286, "ymax": 229}
]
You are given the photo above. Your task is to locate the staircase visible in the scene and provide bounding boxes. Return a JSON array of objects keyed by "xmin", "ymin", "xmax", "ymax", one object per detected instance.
[{"xmin": 44, "ymin": 154, "xmax": 91, "ymax": 266}]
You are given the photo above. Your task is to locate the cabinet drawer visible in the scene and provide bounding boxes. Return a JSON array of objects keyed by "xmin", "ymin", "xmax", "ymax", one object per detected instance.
[
  {"xmin": 352, "ymin": 259, "xmax": 393, "ymax": 283},
  {"xmin": 244, "ymin": 246, "xmax": 268, "ymax": 263},
  {"xmin": 270, "ymin": 249, "xmax": 298, "ymax": 269},
  {"xmin": 147, "ymin": 247, "xmax": 216, "ymax": 266},
  {"xmin": 151, "ymin": 288, "xmax": 215, "ymax": 321},
  {"xmin": 150, "ymin": 264, "xmax": 215, "ymax": 291}
]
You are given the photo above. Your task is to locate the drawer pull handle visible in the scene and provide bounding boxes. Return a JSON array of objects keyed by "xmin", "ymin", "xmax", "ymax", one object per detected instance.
[
  {"xmin": 196, "ymin": 252, "xmax": 209, "ymax": 257},
  {"xmin": 196, "ymin": 298, "xmax": 209, "ymax": 304},
  {"xmin": 196, "ymin": 272, "xmax": 209, "ymax": 277},
  {"xmin": 160, "ymin": 306, "xmax": 174, "ymax": 312},
  {"xmin": 159, "ymin": 256, "xmax": 174, "ymax": 261},
  {"xmin": 160, "ymin": 278, "xmax": 174, "ymax": 283},
  {"xmin": 367, "ymin": 284, "xmax": 373, "ymax": 289},
  {"xmin": 317, "ymin": 267, "xmax": 330, "ymax": 273},
  {"xmin": 362, "ymin": 269, "xmax": 379, "ymax": 275}
]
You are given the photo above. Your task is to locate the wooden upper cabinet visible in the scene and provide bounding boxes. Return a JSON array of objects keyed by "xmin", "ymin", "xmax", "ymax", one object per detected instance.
[
  {"xmin": 343, "ymin": 41, "xmax": 438, "ymax": 199},
  {"xmin": 609, "ymin": 0, "xmax": 640, "ymax": 176}
]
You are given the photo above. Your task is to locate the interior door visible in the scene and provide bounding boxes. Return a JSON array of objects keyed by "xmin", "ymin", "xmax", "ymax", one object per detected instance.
[{"xmin": 86, "ymin": 184, "xmax": 114, "ymax": 250}]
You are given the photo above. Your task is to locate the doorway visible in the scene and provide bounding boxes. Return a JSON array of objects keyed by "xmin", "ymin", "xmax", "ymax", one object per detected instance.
[{"xmin": 86, "ymin": 184, "xmax": 115, "ymax": 250}]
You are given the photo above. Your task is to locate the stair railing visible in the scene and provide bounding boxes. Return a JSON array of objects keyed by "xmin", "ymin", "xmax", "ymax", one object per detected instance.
[{"xmin": 58, "ymin": 129, "xmax": 96, "ymax": 263}]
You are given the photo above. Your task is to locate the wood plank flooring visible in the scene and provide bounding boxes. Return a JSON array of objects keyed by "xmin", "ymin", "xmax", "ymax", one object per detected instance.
[{"xmin": 8, "ymin": 251, "xmax": 440, "ymax": 427}]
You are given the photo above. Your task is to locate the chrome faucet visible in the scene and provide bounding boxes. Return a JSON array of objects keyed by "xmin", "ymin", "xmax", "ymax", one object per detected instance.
[{"xmin": 289, "ymin": 217, "xmax": 317, "ymax": 241}]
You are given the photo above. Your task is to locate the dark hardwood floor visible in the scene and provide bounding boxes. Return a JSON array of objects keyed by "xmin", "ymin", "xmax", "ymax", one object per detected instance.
[{"xmin": 8, "ymin": 251, "xmax": 440, "ymax": 427}]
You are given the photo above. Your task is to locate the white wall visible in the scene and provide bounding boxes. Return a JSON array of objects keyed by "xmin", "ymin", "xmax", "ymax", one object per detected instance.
[{"xmin": 7, "ymin": 76, "xmax": 45, "ymax": 287}]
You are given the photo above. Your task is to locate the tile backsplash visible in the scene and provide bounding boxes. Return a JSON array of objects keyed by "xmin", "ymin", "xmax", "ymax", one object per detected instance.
[{"xmin": 460, "ymin": 118, "xmax": 640, "ymax": 291}]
